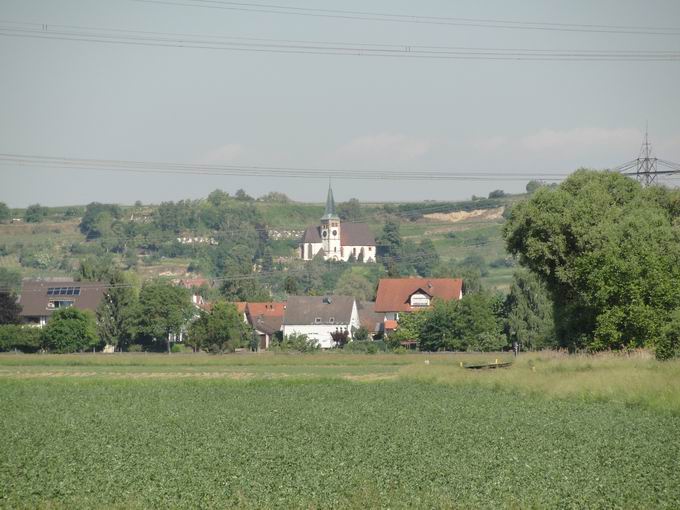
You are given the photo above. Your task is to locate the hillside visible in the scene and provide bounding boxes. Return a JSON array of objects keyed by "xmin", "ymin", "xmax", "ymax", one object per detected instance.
[{"xmin": 0, "ymin": 191, "xmax": 525, "ymax": 293}]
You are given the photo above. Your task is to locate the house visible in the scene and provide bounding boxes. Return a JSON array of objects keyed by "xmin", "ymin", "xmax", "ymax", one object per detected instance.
[
  {"xmin": 18, "ymin": 279, "xmax": 107, "ymax": 327},
  {"xmin": 356, "ymin": 301, "xmax": 384, "ymax": 337},
  {"xmin": 299, "ymin": 184, "xmax": 376, "ymax": 263},
  {"xmin": 245, "ymin": 302, "xmax": 286, "ymax": 350},
  {"xmin": 374, "ymin": 278, "xmax": 464, "ymax": 323},
  {"xmin": 282, "ymin": 296, "xmax": 360, "ymax": 349},
  {"xmin": 178, "ymin": 278, "xmax": 212, "ymax": 311}
]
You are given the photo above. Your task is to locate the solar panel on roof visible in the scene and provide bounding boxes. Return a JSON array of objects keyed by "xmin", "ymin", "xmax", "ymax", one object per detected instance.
[
  {"xmin": 74, "ymin": 288, "xmax": 81, "ymax": 296},
  {"xmin": 66, "ymin": 288, "xmax": 74, "ymax": 295},
  {"xmin": 47, "ymin": 288, "xmax": 55, "ymax": 295}
]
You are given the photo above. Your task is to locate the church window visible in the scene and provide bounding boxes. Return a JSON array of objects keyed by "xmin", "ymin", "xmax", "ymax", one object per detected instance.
[{"xmin": 332, "ymin": 230, "xmax": 337, "ymax": 236}]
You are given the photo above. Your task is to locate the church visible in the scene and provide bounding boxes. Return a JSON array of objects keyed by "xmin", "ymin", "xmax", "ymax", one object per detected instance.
[{"xmin": 299, "ymin": 185, "xmax": 376, "ymax": 263}]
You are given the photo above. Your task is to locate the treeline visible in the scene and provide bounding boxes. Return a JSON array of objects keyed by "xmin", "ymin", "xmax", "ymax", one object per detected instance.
[{"xmin": 504, "ymin": 170, "xmax": 680, "ymax": 359}]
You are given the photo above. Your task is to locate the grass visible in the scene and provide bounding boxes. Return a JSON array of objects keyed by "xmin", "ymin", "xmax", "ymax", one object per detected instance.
[{"xmin": 1, "ymin": 352, "xmax": 680, "ymax": 508}]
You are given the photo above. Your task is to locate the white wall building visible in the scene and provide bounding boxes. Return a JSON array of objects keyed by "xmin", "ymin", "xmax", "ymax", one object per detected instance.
[
  {"xmin": 282, "ymin": 296, "xmax": 360, "ymax": 349},
  {"xmin": 299, "ymin": 185, "xmax": 376, "ymax": 263}
]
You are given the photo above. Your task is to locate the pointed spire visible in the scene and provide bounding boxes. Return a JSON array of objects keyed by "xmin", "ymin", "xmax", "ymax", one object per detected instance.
[{"xmin": 322, "ymin": 180, "xmax": 338, "ymax": 220}]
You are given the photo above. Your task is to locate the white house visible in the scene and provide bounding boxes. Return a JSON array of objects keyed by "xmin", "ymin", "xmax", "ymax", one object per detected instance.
[
  {"xmin": 282, "ymin": 295, "xmax": 360, "ymax": 349},
  {"xmin": 299, "ymin": 185, "xmax": 376, "ymax": 263}
]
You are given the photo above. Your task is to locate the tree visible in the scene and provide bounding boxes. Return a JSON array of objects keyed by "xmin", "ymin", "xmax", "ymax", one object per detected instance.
[
  {"xmin": 413, "ymin": 239, "xmax": 440, "ymax": 277},
  {"xmin": 504, "ymin": 271, "xmax": 556, "ymax": 350},
  {"xmin": 335, "ymin": 271, "xmax": 374, "ymax": 301},
  {"xmin": 235, "ymin": 189, "xmax": 254, "ymax": 202},
  {"xmin": 656, "ymin": 309, "xmax": 680, "ymax": 360},
  {"xmin": 135, "ymin": 281, "xmax": 194, "ymax": 352},
  {"xmin": 488, "ymin": 190, "xmax": 506, "ymax": 199},
  {"xmin": 0, "ymin": 292, "xmax": 22, "ymax": 325},
  {"xmin": 0, "ymin": 268, "xmax": 22, "ymax": 294},
  {"xmin": 186, "ymin": 301, "xmax": 248, "ymax": 353},
  {"xmin": 96, "ymin": 272, "xmax": 139, "ymax": 350},
  {"xmin": 25, "ymin": 204, "xmax": 48, "ymax": 223},
  {"xmin": 504, "ymin": 170, "xmax": 680, "ymax": 351},
  {"xmin": 284, "ymin": 275, "xmax": 299, "ymax": 295},
  {"xmin": 41, "ymin": 308, "xmax": 98, "ymax": 353},
  {"xmin": 331, "ymin": 329, "xmax": 350, "ymax": 349},
  {"xmin": 338, "ymin": 198, "xmax": 362, "ymax": 222},
  {"xmin": 79, "ymin": 203, "xmax": 123, "ymax": 238},
  {"xmin": 353, "ymin": 325, "xmax": 370, "ymax": 342},
  {"xmin": 0, "ymin": 202, "xmax": 10, "ymax": 223}
]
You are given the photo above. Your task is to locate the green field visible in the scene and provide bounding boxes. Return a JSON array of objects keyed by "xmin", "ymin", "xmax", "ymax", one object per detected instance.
[{"xmin": 1, "ymin": 353, "xmax": 679, "ymax": 508}]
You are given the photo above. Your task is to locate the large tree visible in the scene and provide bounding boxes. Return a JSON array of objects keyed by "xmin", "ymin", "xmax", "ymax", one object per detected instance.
[
  {"xmin": 334, "ymin": 271, "xmax": 374, "ymax": 301},
  {"xmin": 96, "ymin": 272, "xmax": 139, "ymax": 350},
  {"xmin": 504, "ymin": 170, "xmax": 680, "ymax": 351},
  {"xmin": 504, "ymin": 270, "xmax": 555, "ymax": 350},
  {"xmin": 41, "ymin": 308, "xmax": 98, "ymax": 353},
  {"xmin": 186, "ymin": 301, "xmax": 248, "ymax": 353},
  {"xmin": 0, "ymin": 202, "xmax": 10, "ymax": 223},
  {"xmin": 0, "ymin": 292, "xmax": 22, "ymax": 325},
  {"xmin": 135, "ymin": 281, "xmax": 194, "ymax": 353}
]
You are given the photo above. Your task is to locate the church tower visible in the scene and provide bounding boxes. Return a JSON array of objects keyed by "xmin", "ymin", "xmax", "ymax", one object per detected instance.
[{"xmin": 320, "ymin": 183, "xmax": 341, "ymax": 260}]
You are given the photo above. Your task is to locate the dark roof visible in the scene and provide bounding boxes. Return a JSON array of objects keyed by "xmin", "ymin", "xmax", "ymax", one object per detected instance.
[
  {"xmin": 301, "ymin": 226, "xmax": 322, "ymax": 243},
  {"xmin": 341, "ymin": 223, "xmax": 375, "ymax": 247},
  {"xmin": 375, "ymin": 278, "xmax": 463, "ymax": 313},
  {"xmin": 18, "ymin": 280, "xmax": 107, "ymax": 318},
  {"xmin": 252, "ymin": 315, "xmax": 284, "ymax": 335},
  {"xmin": 301, "ymin": 223, "xmax": 375, "ymax": 246},
  {"xmin": 357, "ymin": 301, "xmax": 383, "ymax": 333},
  {"xmin": 321, "ymin": 184, "xmax": 339, "ymax": 221},
  {"xmin": 284, "ymin": 296, "xmax": 355, "ymax": 326}
]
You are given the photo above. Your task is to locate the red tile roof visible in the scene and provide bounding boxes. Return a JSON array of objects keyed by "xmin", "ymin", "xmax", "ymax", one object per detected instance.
[
  {"xmin": 384, "ymin": 319, "xmax": 398, "ymax": 331},
  {"xmin": 374, "ymin": 278, "xmax": 463, "ymax": 313},
  {"xmin": 246, "ymin": 302, "xmax": 286, "ymax": 318},
  {"xmin": 234, "ymin": 302, "xmax": 248, "ymax": 314}
]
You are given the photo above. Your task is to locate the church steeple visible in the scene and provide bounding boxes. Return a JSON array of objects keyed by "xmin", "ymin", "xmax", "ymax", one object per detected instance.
[{"xmin": 321, "ymin": 181, "xmax": 339, "ymax": 220}]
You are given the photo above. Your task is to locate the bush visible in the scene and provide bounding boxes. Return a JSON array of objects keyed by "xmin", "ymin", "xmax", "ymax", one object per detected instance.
[
  {"xmin": 275, "ymin": 333, "xmax": 320, "ymax": 353},
  {"xmin": 41, "ymin": 308, "xmax": 98, "ymax": 353},
  {"xmin": 344, "ymin": 341, "xmax": 387, "ymax": 354},
  {"xmin": 0, "ymin": 325, "xmax": 42, "ymax": 353},
  {"xmin": 127, "ymin": 344, "xmax": 143, "ymax": 352},
  {"xmin": 656, "ymin": 310, "xmax": 680, "ymax": 361},
  {"xmin": 171, "ymin": 344, "xmax": 187, "ymax": 353}
]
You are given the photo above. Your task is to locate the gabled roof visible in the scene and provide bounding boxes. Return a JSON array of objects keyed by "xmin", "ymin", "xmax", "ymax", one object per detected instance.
[
  {"xmin": 341, "ymin": 223, "xmax": 376, "ymax": 247},
  {"xmin": 356, "ymin": 301, "xmax": 384, "ymax": 333},
  {"xmin": 252, "ymin": 315, "xmax": 284, "ymax": 335},
  {"xmin": 234, "ymin": 302, "xmax": 248, "ymax": 314},
  {"xmin": 374, "ymin": 278, "xmax": 463, "ymax": 313},
  {"xmin": 301, "ymin": 226, "xmax": 322, "ymax": 243},
  {"xmin": 18, "ymin": 279, "xmax": 107, "ymax": 318},
  {"xmin": 284, "ymin": 296, "xmax": 355, "ymax": 326}
]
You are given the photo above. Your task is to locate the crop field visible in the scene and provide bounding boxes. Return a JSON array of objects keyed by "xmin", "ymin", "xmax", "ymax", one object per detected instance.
[{"xmin": 1, "ymin": 352, "xmax": 679, "ymax": 509}]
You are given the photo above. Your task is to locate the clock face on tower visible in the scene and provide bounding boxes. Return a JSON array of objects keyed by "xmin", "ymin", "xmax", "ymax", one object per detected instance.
[
  {"xmin": 322, "ymin": 230, "xmax": 327, "ymax": 238},
  {"xmin": 332, "ymin": 230, "xmax": 338, "ymax": 236}
]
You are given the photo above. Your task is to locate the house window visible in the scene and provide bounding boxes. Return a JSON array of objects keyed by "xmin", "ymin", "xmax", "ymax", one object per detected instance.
[
  {"xmin": 329, "ymin": 317, "xmax": 335, "ymax": 324},
  {"xmin": 314, "ymin": 317, "xmax": 322, "ymax": 324},
  {"xmin": 48, "ymin": 300, "xmax": 74, "ymax": 309}
]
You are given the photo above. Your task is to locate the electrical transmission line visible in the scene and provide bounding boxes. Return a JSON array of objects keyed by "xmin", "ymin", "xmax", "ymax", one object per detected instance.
[{"xmin": 1, "ymin": 21, "xmax": 679, "ymax": 61}]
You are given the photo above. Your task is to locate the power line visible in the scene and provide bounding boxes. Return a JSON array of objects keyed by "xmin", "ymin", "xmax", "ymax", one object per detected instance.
[
  {"xmin": 0, "ymin": 153, "xmax": 573, "ymax": 182},
  {"xmin": 1, "ymin": 22, "xmax": 679, "ymax": 61},
  {"xmin": 133, "ymin": 0, "xmax": 680, "ymax": 37}
]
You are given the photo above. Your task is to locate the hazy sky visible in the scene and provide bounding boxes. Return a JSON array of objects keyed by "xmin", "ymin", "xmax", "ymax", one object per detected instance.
[{"xmin": 1, "ymin": 0, "xmax": 679, "ymax": 206}]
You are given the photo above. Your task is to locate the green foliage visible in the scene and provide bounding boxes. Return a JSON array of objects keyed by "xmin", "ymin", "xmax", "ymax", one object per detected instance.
[
  {"xmin": 418, "ymin": 293, "xmax": 505, "ymax": 351},
  {"xmin": 79, "ymin": 202, "xmax": 123, "ymax": 240},
  {"xmin": 0, "ymin": 292, "xmax": 22, "ymax": 325},
  {"xmin": 0, "ymin": 268, "xmax": 22, "ymax": 294},
  {"xmin": 24, "ymin": 203, "xmax": 49, "ymax": 223},
  {"xmin": 0, "ymin": 325, "xmax": 41, "ymax": 352},
  {"xmin": 186, "ymin": 301, "xmax": 248, "ymax": 353},
  {"xmin": 331, "ymin": 330, "xmax": 350, "ymax": 349},
  {"xmin": 505, "ymin": 270, "xmax": 556, "ymax": 350},
  {"xmin": 135, "ymin": 281, "xmax": 194, "ymax": 351},
  {"xmin": 504, "ymin": 170, "xmax": 680, "ymax": 351},
  {"xmin": 337, "ymin": 198, "xmax": 362, "ymax": 222},
  {"xmin": 275, "ymin": 333, "xmax": 320, "ymax": 353},
  {"xmin": 343, "ymin": 340, "xmax": 386, "ymax": 353},
  {"xmin": 488, "ymin": 189, "xmax": 506, "ymax": 199},
  {"xmin": 0, "ymin": 202, "xmax": 10, "ymax": 223},
  {"xmin": 352, "ymin": 325, "xmax": 370, "ymax": 342},
  {"xmin": 334, "ymin": 271, "xmax": 374, "ymax": 301},
  {"xmin": 656, "ymin": 309, "xmax": 680, "ymax": 361},
  {"xmin": 41, "ymin": 308, "xmax": 98, "ymax": 353},
  {"xmin": 96, "ymin": 272, "xmax": 139, "ymax": 349},
  {"xmin": 78, "ymin": 254, "xmax": 116, "ymax": 282}
]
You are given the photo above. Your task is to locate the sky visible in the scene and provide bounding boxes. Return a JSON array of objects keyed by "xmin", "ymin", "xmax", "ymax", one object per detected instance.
[{"xmin": 1, "ymin": 0, "xmax": 679, "ymax": 207}]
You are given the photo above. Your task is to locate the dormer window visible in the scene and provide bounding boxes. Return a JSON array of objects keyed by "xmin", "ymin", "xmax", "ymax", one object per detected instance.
[
  {"xmin": 410, "ymin": 293, "xmax": 430, "ymax": 307},
  {"xmin": 315, "ymin": 317, "xmax": 322, "ymax": 324}
]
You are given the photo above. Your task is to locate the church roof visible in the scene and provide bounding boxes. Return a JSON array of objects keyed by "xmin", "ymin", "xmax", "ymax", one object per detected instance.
[
  {"xmin": 321, "ymin": 184, "xmax": 339, "ymax": 221},
  {"xmin": 300, "ymin": 223, "xmax": 375, "ymax": 246},
  {"xmin": 340, "ymin": 223, "xmax": 375, "ymax": 246}
]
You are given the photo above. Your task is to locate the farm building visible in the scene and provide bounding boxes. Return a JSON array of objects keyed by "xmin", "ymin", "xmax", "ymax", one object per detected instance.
[{"xmin": 375, "ymin": 278, "xmax": 464, "ymax": 323}]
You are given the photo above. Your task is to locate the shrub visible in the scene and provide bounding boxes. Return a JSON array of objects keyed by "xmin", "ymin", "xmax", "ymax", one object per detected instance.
[
  {"xmin": 41, "ymin": 308, "xmax": 98, "ymax": 353},
  {"xmin": 344, "ymin": 341, "xmax": 387, "ymax": 354},
  {"xmin": 275, "ymin": 333, "xmax": 320, "ymax": 353},
  {"xmin": 127, "ymin": 344, "xmax": 143, "ymax": 352},
  {"xmin": 0, "ymin": 325, "xmax": 42, "ymax": 353},
  {"xmin": 171, "ymin": 344, "xmax": 187, "ymax": 353},
  {"xmin": 656, "ymin": 310, "xmax": 680, "ymax": 361}
]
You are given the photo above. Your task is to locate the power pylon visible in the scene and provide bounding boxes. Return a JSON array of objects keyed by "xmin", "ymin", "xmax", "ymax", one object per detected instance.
[{"xmin": 614, "ymin": 127, "xmax": 680, "ymax": 186}]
